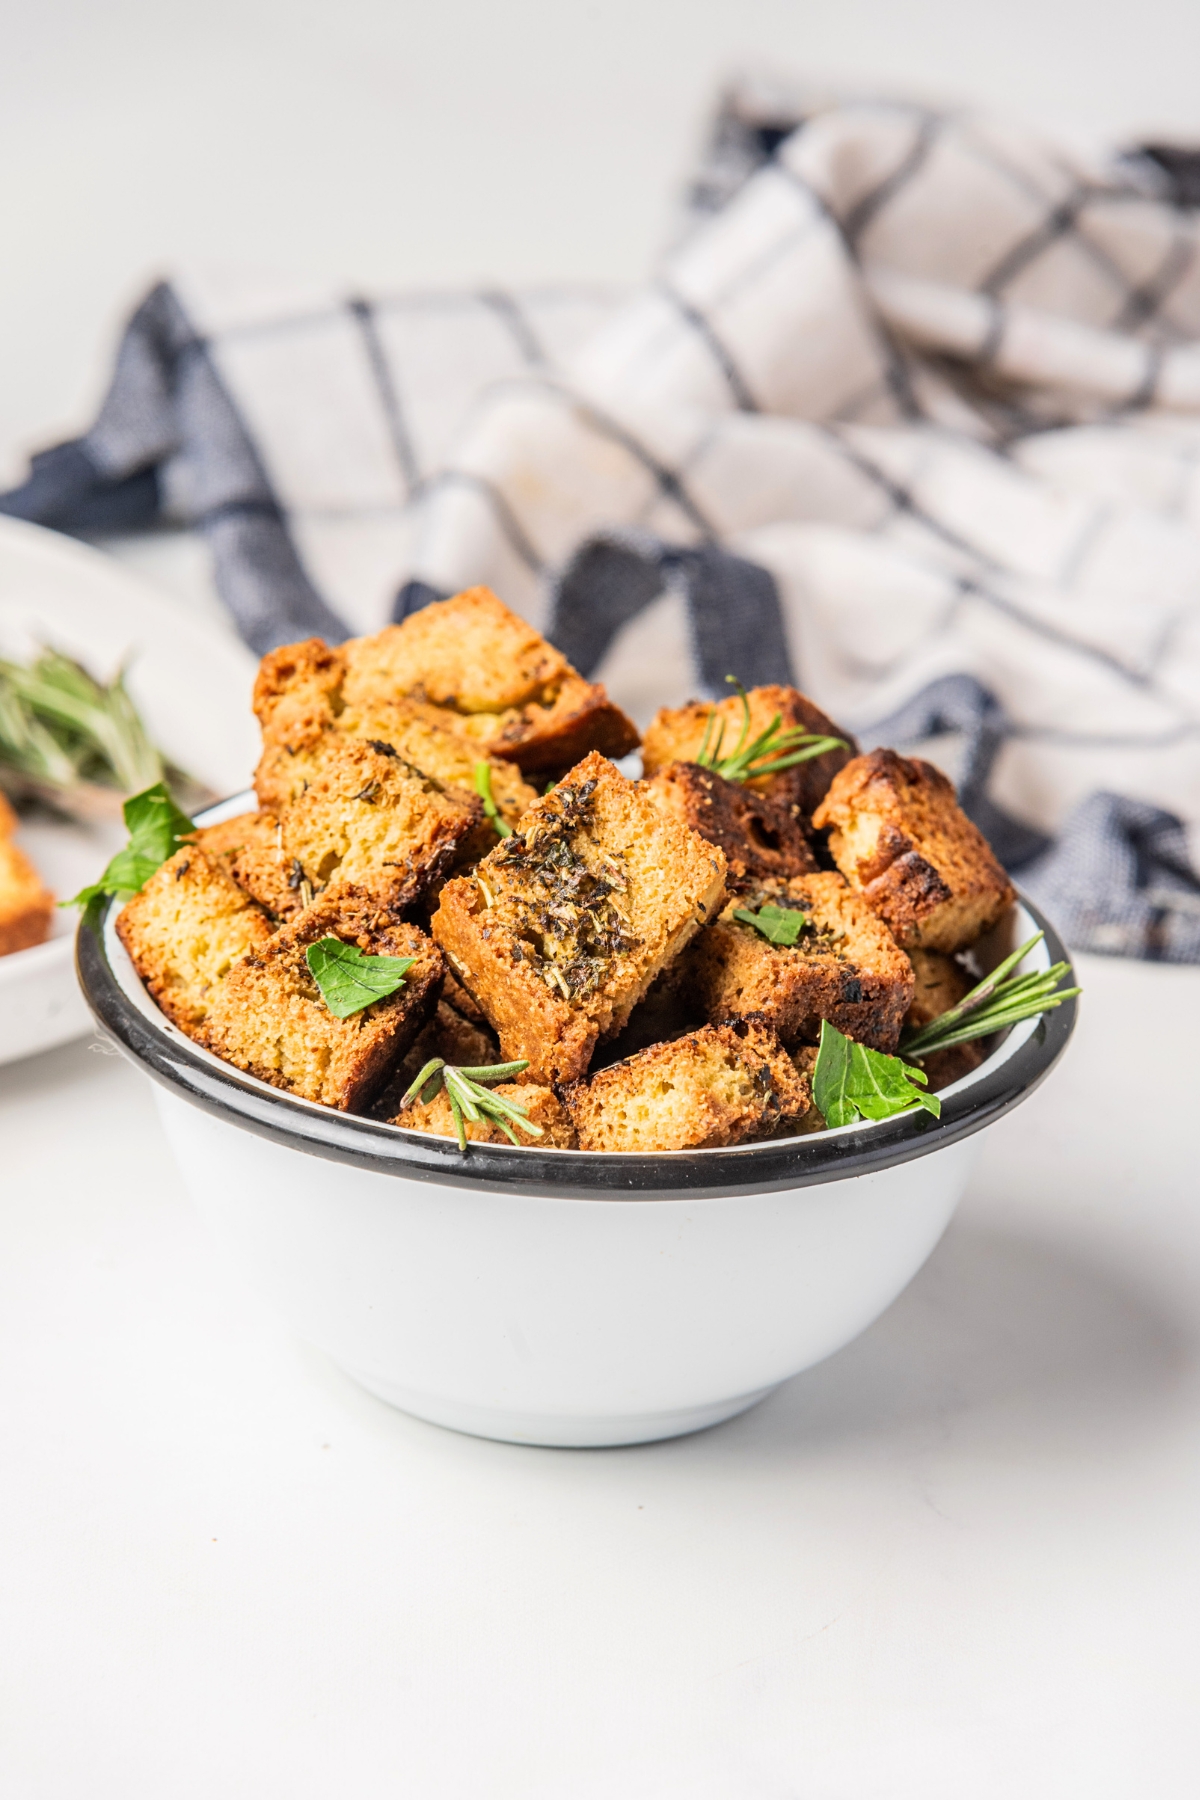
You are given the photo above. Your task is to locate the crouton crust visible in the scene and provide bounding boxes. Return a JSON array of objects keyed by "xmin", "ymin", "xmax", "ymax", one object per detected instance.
[
  {"xmin": 396, "ymin": 1081, "xmax": 578, "ymax": 1148},
  {"xmin": 373, "ymin": 997, "xmax": 499, "ymax": 1120},
  {"xmin": 812, "ymin": 750, "xmax": 1015, "ymax": 951},
  {"xmin": 431, "ymin": 751, "xmax": 728, "ymax": 1084},
  {"xmin": 0, "ymin": 834, "xmax": 54, "ymax": 957},
  {"xmin": 116, "ymin": 848, "xmax": 274, "ymax": 1029},
  {"xmin": 642, "ymin": 761, "xmax": 816, "ymax": 886},
  {"xmin": 194, "ymin": 811, "xmax": 303, "ymax": 922},
  {"xmin": 562, "ymin": 1020, "xmax": 811, "ymax": 1153},
  {"xmin": 903, "ymin": 947, "xmax": 984, "ymax": 1091},
  {"xmin": 341, "ymin": 588, "xmax": 639, "ymax": 772},
  {"xmin": 688, "ymin": 871, "xmax": 915, "ymax": 1052},
  {"xmin": 252, "ymin": 636, "xmax": 346, "ymax": 738},
  {"xmin": 196, "ymin": 902, "xmax": 443, "ymax": 1111},
  {"xmin": 641, "ymin": 685, "xmax": 856, "ymax": 818}
]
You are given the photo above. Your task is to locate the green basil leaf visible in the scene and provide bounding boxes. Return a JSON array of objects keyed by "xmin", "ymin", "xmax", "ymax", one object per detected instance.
[
  {"xmin": 812, "ymin": 1020, "xmax": 941, "ymax": 1128},
  {"xmin": 732, "ymin": 902, "xmax": 810, "ymax": 947},
  {"xmin": 305, "ymin": 937, "xmax": 415, "ymax": 1018},
  {"xmin": 64, "ymin": 780, "xmax": 196, "ymax": 912}
]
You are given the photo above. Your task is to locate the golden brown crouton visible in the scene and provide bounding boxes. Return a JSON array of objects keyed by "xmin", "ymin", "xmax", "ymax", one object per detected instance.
[
  {"xmin": 641, "ymin": 685, "xmax": 856, "ymax": 818},
  {"xmin": 117, "ymin": 848, "xmax": 274, "ymax": 1029},
  {"xmin": 341, "ymin": 588, "xmax": 639, "ymax": 772},
  {"xmin": 812, "ymin": 750, "xmax": 1015, "ymax": 952},
  {"xmin": 274, "ymin": 736, "xmax": 482, "ymax": 915},
  {"xmin": 396, "ymin": 1081, "xmax": 578, "ymax": 1148},
  {"xmin": 641, "ymin": 761, "xmax": 816, "ymax": 887},
  {"xmin": 193, "ymin": 811, "xmax": 302, "ymax": 923},
  {"xmin": 197, "ymin": 902, "xmax": 443, "ymax": 1111},
  {"xmin": 562, "ymin": 1020, "xmax": 811, "ymax": 1152},
  {"xmin": 0, "ymin": 834, "xmax": 54, "ymax": 957},
  {"xmin": 687, "ymin": 872, "xmax": 915, "ymax": 1052},
  {"xmin": 339, "ymin": 696, "xmax": 539, "ymax": 842},
  {"xmin": 374, "ymin": 998, "xmax": 499, "ymax": 1119},
  {"xmin": 431, "ymin": 751, "xmax": 728, "ymax": 1084},
  {"xmin": 902, "ymin": 947, "xmax": 984, "ymax": 1091},
  {"xmin": 252, "ymin": 636, "xmax": 346, "ymax": 738},
  {"xmin": 0, "ymin": 791, "xmax": 18, "ymax": 835}
]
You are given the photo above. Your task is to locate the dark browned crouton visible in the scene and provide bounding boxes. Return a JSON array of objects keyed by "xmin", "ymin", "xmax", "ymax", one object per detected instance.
[
  {"xmin": 373, "ymin": 997, "xmax": 500, "ymax": 1120},
  {"xmin": 431, "ymin": 751, "xmax": 727, "ymax": 1084},
  {"xmin": 562, "ymin": 1020, "xmax": 811, "ymax": 1152},
  {"xmin": 340, "ymin": 587, "xmax": 639, "ymax": 773},
  {"xmin": 197, "ymin": 901, "xmax": 443, "ymax": 1111},
  {"xmin": 688, "ymin": 871, "xmax": 914, "ymax": 1052},
  {"xmin": 812, "ymin": 750, "xmax": 1015, "ymax": 951},
  {"xmin": 641, "ymin": 685, "xmax": 856, "ymax": 818},
  {"xmin": 396, "ymin": 1081, "xmax": 578, "ymax": 1148},
  {"xmin": 903, "ymin": 947, "xmax": 985, "ymax": 1090},
  {"xmin": 116, "ymin": 848, "xmax": 274, "ymax": 1030},
  {"xmin": 642, "ymin": 761, "xmax": 817, "ymax": 887}
]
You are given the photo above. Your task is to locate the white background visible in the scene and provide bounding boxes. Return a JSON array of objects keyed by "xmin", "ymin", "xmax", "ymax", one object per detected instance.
[{"xmin": 3, "ymin": 4, "xmax": 1200, "ymax": 1795}]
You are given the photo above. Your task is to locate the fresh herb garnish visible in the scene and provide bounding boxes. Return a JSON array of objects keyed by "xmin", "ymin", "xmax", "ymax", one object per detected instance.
[
  {"xmin": 473, "ymin": 761, "xmax": 512, "ymax": 837},
  {"xmin": 900, "ymin": 932, "xmax": 1080, "ymax": 1059},
  {"xmin": 305, "ymin": 938, "xmax": 415, "ymax": 1018},
  {"xmin": 695, "ymin": 676, "xmax": 846, "ymax": 784},
  {"xmin": 812, "ymin": 1020, "xmax": 941, "ymax": 1128},
  {"xmin": 399, "ymin": 1056, "xmax": 543, "ymax": 1150},
  {"xmin": 66, "ymin": 781, "xmax": 196, "ymax": 923},
  {"xmin": 732, "ymin": 901, "xmax": 811, "ymax": 946}
]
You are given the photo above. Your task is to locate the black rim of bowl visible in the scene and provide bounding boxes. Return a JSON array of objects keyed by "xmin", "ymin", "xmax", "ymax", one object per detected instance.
[{"xmin": 77, "ymin": 890, "xmax": 1076, "ymax": 1202}]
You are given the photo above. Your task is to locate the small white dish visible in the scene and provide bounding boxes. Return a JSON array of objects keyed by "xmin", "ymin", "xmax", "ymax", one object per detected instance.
[{"xmin": 0, "ymin": 517, "xmax": 257, "ymax": 1067}]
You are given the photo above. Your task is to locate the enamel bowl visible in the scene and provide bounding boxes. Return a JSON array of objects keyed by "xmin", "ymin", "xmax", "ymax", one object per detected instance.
[{"xmin": 77, "ymin": 794, "xmax": 1077, "ymax": 1448}]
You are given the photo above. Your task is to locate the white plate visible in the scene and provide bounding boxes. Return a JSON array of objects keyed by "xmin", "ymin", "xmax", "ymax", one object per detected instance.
[{"xmin": 0, "ymin": 517, "xmax": 258, "ymax": 1066}]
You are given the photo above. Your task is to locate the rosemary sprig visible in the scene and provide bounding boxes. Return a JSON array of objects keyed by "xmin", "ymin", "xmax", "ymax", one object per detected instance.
[
  {"xmin": 900, "ymin": 932, "xmax": 1080, "ymax": 1060},
  {"xmin": 473, "ymin": 761, "xmax": 512, "ymax": 837},
  {"xmin": 400, "ymin": 1056, "xmax": 543, "ymax": 1151},
  {"xmin": 695, "ymin": 676, "xmax": 846, "ymax": 785}
]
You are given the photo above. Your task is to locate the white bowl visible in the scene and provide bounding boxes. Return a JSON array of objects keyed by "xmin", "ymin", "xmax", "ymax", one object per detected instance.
[
  {"xmin": 0, "ymin": 516, "xmax": 256, "ymax": 1066},
  {"xmin": 78, "ymin": 797, "xmax": 1076, "ymax": 1448}
]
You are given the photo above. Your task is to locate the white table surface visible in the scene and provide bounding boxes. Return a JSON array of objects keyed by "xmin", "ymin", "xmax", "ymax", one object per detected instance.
[{"xmin": 2, "ymin": 947, "xmax": 1198, "ymax": 1799}]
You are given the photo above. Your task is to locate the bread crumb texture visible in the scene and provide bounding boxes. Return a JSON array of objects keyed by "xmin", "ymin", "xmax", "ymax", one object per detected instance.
[
  {"xmin": 563, "ymin": 1020, "xmax": 811, "ymax": 1152},
  {"xmin": 431, "ymin": 751, "xmax": 728, "ymax": 1083},
  {"xmin": 117, "ymin": 848, "xmax": 273, "ymax": 1028},
  {"xmin": 642, "ymin": 761, "xmax": 816, "ymax": 886},
  {"xmin": 812, "ymin": 750, "xmax": 1015, "ymax": 951},
  {"xmin": 641, "ymin": 685, "xmax": 855, "ymax": 818}
]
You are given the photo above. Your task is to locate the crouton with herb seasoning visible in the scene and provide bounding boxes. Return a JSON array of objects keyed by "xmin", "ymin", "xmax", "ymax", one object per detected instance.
[
  {"xmin": 562, "ymin": 1020, "xmax": 811, "ymax": 1152},
  {"xmin": 193, "ymin": 810, "xmax": 304, "ymax": 923},
  {"xmin": 642, "ymin": 761, "xmax": 816, "ymax": 887},
  {"xmin": 641, "ymin": 685, "xmax": 855, "ymax": 819},
  {"xmin": 397, "ymin": 1081, "xmax": 578, "ymax": 1147},
  {"xmin": 812, "ymin": 749, "xmax": 1015, "ymax": 951},
  {"xmin": 688, "ymin": 871, "xmax": 914, "ymax": 1053},
  {"xmin": 902, "ymin": 946, "xmax": 985, "ymax": 1090},
  {"xmin": 340, "ymin": 587, "xmax": 639, "ymax": 773},
  {"xmin": 374, "ymin": 996, "xmax": 499, "ymax": 1120},
  {"xmin": 116, "ymin": 848, "xmax": 274, "ymax": 1030},
  {"xmin": 431, "ymin": 750, "xmax": 728, "ymax": 1084},
  {"xmin": 197, "ymin": 900, "xmax": 443, "ymax": 1111}
]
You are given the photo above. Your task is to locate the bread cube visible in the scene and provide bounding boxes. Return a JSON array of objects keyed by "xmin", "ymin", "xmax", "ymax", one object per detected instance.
[
  {"xmin": 396, "ymin": 1081, "xmax": 578, "ymax": 1148},
  {"xmin": 0, "ymin": 834, "xmax": 54, "ymax": 957},
  {"xmin": 193, "ymin": 811, "xmax": 301, "ymax": 923},
  {"xmin": 340, "ymin": 587, "xmax": 639, "ymax": 773},
  {"xmin": 374, "ymin": 996, "xmax": 499, "ymax": 1120},
  {"xmin": 252, "ymin": 635, "xmax": 346, "ymax": 740},
  {"xmin": 642, "ymin": 761, "xmax": 816, "ymax": 887},
  {"xmin": 197, "ymin": 901, "xmax": 443, "ymax": 1111},
  {"xmin": 812, "ymin": 750, "xmax": 1015, "ymax": 951},
  {"xmin": 431, "ymin": 751, "xmax": 728, "ymax": 1084},
  {"xmin": 116, "ymin": 848, "xmax": 274, "ymax": 1029},
  {"xmin": 688, "ymin": 871, "xmax": 915, "ymax": 1052},
  {"xmin": 562, "ymin": 1020, "xmax": 811, "ymax": 1152},
  {"xmin": 641, "ymin": 684, "xmax": 855, "ymax": 819},
  {"xmin": 903, "ymin": 946, "xmax": 984, "ymax": 1090}
]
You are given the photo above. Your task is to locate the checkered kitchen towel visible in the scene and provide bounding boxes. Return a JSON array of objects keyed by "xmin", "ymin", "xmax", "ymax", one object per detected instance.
[{"xmin": 5, "ymin": 79, "xmax": 1200, "ymax": 959}]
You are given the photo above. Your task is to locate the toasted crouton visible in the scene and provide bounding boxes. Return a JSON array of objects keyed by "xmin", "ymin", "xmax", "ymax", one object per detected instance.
[
  {"xmin": 117, "ymin": 848, "xmax": 274, "ymax": 1029},
  {"xmin": 903, "ymin": 947, "xmax": 984, "ymax": 1090},
  {"xmin": 0, "ymin": 834, "xmax": 54, "ymax": 957},
  {"xmin": 642, "ymin": 761, "xmax": 816, "ymax": 887},
  {"xmin": 0, "ymin": 791, "xmax": 18, "ymax": 835},
  {"xmin": 252, "ymin": 636, "xmax": 346, "ymax": 738},
  {"xmin": 397, "ymin": 1081, "xmax": 578, "ymax": 1148},
  {"xmin": 431, "ymin": 751, "xmax": 728, "ymax": 1084},
  {"xmin": 562, "ymin": 1020, "xmax": 811, "ymax": 1152},
  {"xmin": 272, "ymin": 736, "xmax": 482, "ymax": 915},
  {"xmin": 812, "ymin": 750, "xmax": 1015, "ymax": 951},
  {"xmin": 193, "ymin": 811, "xmax": 304, "ymax": 923},
  {"xmin": 339, "ymin": 695, "xmax": 539, "ymax": 840},
  {"xmin": 197, "ymin": 901, "xmax": 443, "ymax": 1111},
  {"xmin": 374, "ymin": 997, "xmax": 499, "ymax": 1119},
  {"xmin": 641, "ymin": 685, "xmax": 856, "ymax": 818},
  {"xmin": 688, "ymin": 871, "xmax": 915, "ymax": 1052},
  {"xmin": 341, "ymin": 588, "xmax": 639, "ymax": 772}
]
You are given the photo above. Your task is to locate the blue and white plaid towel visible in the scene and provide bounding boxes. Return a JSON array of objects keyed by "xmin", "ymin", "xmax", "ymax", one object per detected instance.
[{"xmin": 5, "ymin": 80, "xmax": 1200, "ymax": 960}]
